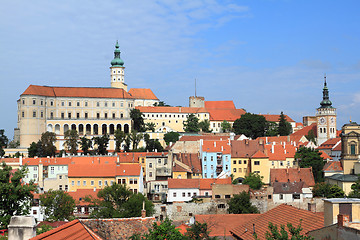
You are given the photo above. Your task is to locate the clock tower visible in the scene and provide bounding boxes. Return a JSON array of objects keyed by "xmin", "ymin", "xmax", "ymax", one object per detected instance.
[
  {"xmin": 316, "ymin": 75, "xmax": 336, "ymax": 146},
  {"xmin": 110, "ymin": 41, "xmax": 127, "ymax": 91}
]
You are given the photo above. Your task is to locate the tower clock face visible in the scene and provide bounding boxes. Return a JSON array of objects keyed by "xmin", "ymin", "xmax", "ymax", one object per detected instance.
[
  {"xmin": 330, "ymin": 117, "xmax": 335, "ymax": 125},
  {"xmin": 319, "ymin": 117, "xmax": 326, "ymax": 125}
]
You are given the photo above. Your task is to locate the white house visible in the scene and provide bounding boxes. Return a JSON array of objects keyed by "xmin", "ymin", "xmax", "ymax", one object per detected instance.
[
  {"xmin": 167, "ymin": 179, "xmax": 200, "ymax": 202},
  {"xmin": 272, "ymin": 182, "xmax": 312, "ymax": 204}
]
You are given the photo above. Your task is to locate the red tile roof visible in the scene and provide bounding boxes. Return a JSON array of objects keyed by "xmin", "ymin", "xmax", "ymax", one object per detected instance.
[
  {"xmin": 116, "ymin": 164, "xmax": 142, "ymax": 176},
  {"xmin": 22, "ymin": 85, "xmax": 132, "ymax": 99},
  {"xmin": 136, "ymin": 106, "xmax": 208, "ymax": 113},
  {"xmin": 252, "ymin": 150, "xmax": 268, "ymax": 159},
  {"xmin": 231, "ymin": 140, "xmax": 265, "ymax": 158},
  {"xmin": 230, "ymin": 204, "xmax": 324, "ymax": 239},
  {"xmin": 128, "ymin": 88, "xmax": 158, "ymax": 100},
  {"xmin": 207, "ymin": 109, "xmax": 246, "ymax": 121},
  {"xmin": 168, "ymin": 178, "xmax": 231, "ymax": 190},
  {"xmin": 195, "ymin": 214, "xmax": 259, "ymax": 237},
  {"xmin": 23, "ymin": 157, "xmax": 72, "ymax": 166},
  {"xmin": 205, "ymin": 101, "xmax": 236, "ymax": 109},
  {"xmin": 202, "ymin": 140, "xmax": 231, "ymax": 154},
  {"xmin": 323, "ymin": 161, "xmax": 343, "ymax": 172},
  {"xmin": 319, "ymin": 150, "xmax": 332, "ymax": 160},
  {"xmin": 257, "ymin": 135, "xmax": 305, "ymax": 145},
  {"xmin": 291, "ymin": 123, "xmax": 317, "ymax": 137},
  {"xmin": 333, "ymin": 141, "xmax": 342, "ymax": 151},
  {"xmin": 31, "ymin": 219, "xmax": 101, "ymax": 240},
  {"xmin": 317, "ymin": 138, "xmax": 341, "ymax": 150},
  {"xmin": 270, "ymin": 168, "xmax": 315, "ymax": 187},
  {"xmin": 260, "ymin": 114, "xmax": 295, "ymax": 122},
  {"xmin": 179, "ymin": 135, "xmax": 230, "ymax": 142},
  {"xmin": 273, "ymin": 181, "xmax": 308, "ymax": 194},
  {"xmin": 68, "ymin": 162, "xmax": 116, "ymax": 177},
  {"xmin": 265, "ymin": 144, "xmax": 297, "ymax": 161},
  {"xmin": 199, "ymin": 178, "xmax": 232, "ymax": 190},
  {"xmin": 173, "ymin": 153, "xmax": 202, "ymax": 174},
  {"xmin": 67, "ymin": 189, "xmax": 100, "ymax": 205}
]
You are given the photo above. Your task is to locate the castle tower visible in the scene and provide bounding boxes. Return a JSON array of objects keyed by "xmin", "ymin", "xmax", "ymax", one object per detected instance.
[
  {"xmin": 110, "ymin": 41, "xmax": 127, "ymax": 91},
  {"xmin": 316, "ymin": 75, "xmax": 337, "ymax": 146}
]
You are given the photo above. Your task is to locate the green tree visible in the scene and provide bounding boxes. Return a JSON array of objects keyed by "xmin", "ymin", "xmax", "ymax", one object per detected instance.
[
  {"xmin": 28, "ymin": 142, "xmax": 38, "ymax": 158},
  {"xmin": 144, "ymin": 134, "xmax": 164, "ymax": 152},
  {"xmin": 0, "ymin": 162, "xmax": 37, "ymax": 228},
  {"xmin": 124, "ymin": 134, "xmax": 131, "ymax": 152},
  {"xmin": 243, "ymin": 172, "xmax": 264, "ymax": 190},
  {"xmin": 164, "ymin": 132, "xmax": 180, "ymax": 145},
  {"xmin": 114, "ymin": 129, "xmax": 126, "ymax": 152},
  {"xmin": 8, "ymin": 140, "xmax": 20, "ymax": 149},
  {"xmin": 221, "ymin": 120, "xmax": 231, "ymax": 133},
  {"xmin": 130, "ymin": 109, "xmax": 145, "ymax": 132},
  {"xmin": 277, "ymin": 112, "xmax": 292, "ymax": 136},
  {"xmin": 40, "ymin": 131, "xmax": 57, "ymax": 157},
  {"xmin": 295, "ymin": 147, "xmax": 325, "ymax": 183},
  {"xmin": 266, "ymin": 122, "xmax": 279, "ymax": 136},
  {"xmin": 199, "ymin": 120, "xmax": 211, "ymax": 133},
  {"xmin": 262, "ymin": 221, "xmax": 313, "ymax": 240},
  {"xmin": 89, "ymin": 183, "xmax": 154, "ymax": 218},
  {"xmin": 40, "ymin": 190, "xmax": 76, "ymax": 222},
  {"xmin": 228, "ymin": 191, "xmax": 259, "ymax": 214},
  {"xmin": 145, "ymin": 122, "xmax": 156, "ymax": 132},
  {"xmin": 312, "ymin": 182, "xmax": 345, "ymax": 198},
  {"xmin": 185, "ymin": 221, "xmax": 217, "ymax": 240},
  {"xmin": 233, "ymin": 113, "xmax": 267, "ymax": 139},
  {"xmin": 0, "ymin": 130, "xmax": 8, "ymax": 157},
  {"xmin": 36, "ymin": 224, "xmax": 54, "ymax": 235},
  {"xmin": 305, "ymin": 129, "xmax": 316, "ymax": 144},
  {"xmin": 153, "ymin": 101, "xmax": 170, "ymax": 107},
  {"xmin": 79, "ymin": 136, "xmax": 92, "ymax": 155},
  {"xmin": 93, "ymin": 134, "xmax": 109, "ymax": 155},
  {"xmin": 184, "ymin": 114, "xmax": 200, "ymax": 133},
  {"xmin": 144, "ymin": 218, "xmax": 186, "ymax": 240},
  {"xmin": 130, "ymin": 131, "xmax": 143, "ymax": 150},
  {"xmin": 63, "ymin": 130, "xmax": 79, "ymax": 155},
  {"xmin": 348, "ymin": 175, "xmax": 360, "ymax": 198}
]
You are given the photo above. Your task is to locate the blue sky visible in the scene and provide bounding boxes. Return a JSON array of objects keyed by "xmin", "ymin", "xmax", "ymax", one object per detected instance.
[{"xmin": 1, "ymin": 0, "xmax": 360, "ymax": 140}]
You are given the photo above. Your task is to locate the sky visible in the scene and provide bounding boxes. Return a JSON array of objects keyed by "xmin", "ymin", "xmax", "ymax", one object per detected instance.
[{"xmin": 1, "ymin": 0, "xmax": 360, "ymax": 140}]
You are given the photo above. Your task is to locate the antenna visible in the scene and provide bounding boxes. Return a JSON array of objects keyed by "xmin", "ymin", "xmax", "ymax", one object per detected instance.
[{"xmin": 324, "ymin": 73, "xmax": 327, "ymax": 85}]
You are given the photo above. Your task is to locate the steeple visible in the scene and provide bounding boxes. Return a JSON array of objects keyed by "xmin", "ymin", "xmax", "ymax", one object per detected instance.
[
  {"xmin": 111, "ymin": 41, "xmax": 124, "ymax": 67},
  {"xmin": 320, "ymin": 74, "xmax": 333, "ymax": 108}
]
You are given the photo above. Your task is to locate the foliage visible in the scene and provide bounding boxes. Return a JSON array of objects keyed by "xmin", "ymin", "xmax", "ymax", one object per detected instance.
[
  {"xmin": 130, "ymin": 109, "xmax": 145, "ymax": 132},
  {"xmin": 199, "ymin": 120, "xmax": 211, "ymax": 133},
  {"xmin": 114, "ymin": 129, "xmax": 126, "ymax": 152},
  {"xmin": 124, "ymin": 134, "xmax": 131, "ymax": 152},
  {"xmin": 262, "ymin": 221, "xmax": 313, "ymax": 240},
  {"xmin": 144, "ymin": 134, "xmax": 164, "ymax": 152},
  {"xmin": 79, "ymin": 136, "xmax": 92, "ymax": 155},
  {"xmin": 93, "ymin": 134, "xmax": 109, "ymax": 155},
  {"xmin": 0, "ymin": 162, "xmax": 37, "ymax": 228},
  {"xmin": 305, "ymin": 130, "xmax": 316, "ymax": 144},
  {"xmin": 295, "ymin": 147, "xmax": 325, "ymax": 183},
  {"xmin": 145, "ymin": 122, "xmax": 156, "ymax": 132},
  {"xmin": 228, "ymin": 191, "xmax": 259, "ymax": 214},
  {"xmin": 164, "ymin": 132, "xmax": 180, "ymax": 145},
  {"xmin": 7, "ymin": 140, "xmax": 20, "ymax": 149},
  {"xmin": 184, "ymin": 114, "xmax": 200, "ymax": 133},
  {"xmin": 312, "ymin": 182, "xmax": 345, "ymax": 198},
  {"xmin": 88, "ymin": 183, "xmax": 154, "ymax": 219},
  {"xmin": 278, "ymin": 112, "xmax": 292, "ymax": 136},
  {"xmin": 243, "ymin": 172, "xmax": 264, "ymax": 190},
  {"xmin": 36, "ymin": 224, "xmax": 54, "ymax": 235},
  {"xmin": 0, "ymin": 130, "xmax": 8, "ymax": 157},
  {"xmin": 63, "ymin": 130, "xmax": 79, "ymax": 155},
  {"xmin": 348, "ymin": 175, "xmax": 360, "ymax": 198},
  {"xmin": 41, "ymin": 131, "xmax": 57, "ymax": 157},
  {"xmin": 144, "ymin": 218, "xmax": 186, "ymax": 240},
  {"xmin": 153, "ymin": 101, "xmax": 170, "ymax": 107},
  {"xmin": 40, "ymin": 189, "xmax": 76, "ymax": 222},
  {"xmin": 28, "ymin": 142, "xmax": 38, "ymax": 158},
  {"xmin": 265, "ymin": 122, "xmax": 279, "ymax": 136},
  {"xmin": 185, "ymin": 221, "xmax": 217, "ymax": 240},
  {"xmin": 130, "ymin": 131, "xmax": 143, "ymax": 150},
  {"xmin": 233, "ymin": 113, "xmax": 267, "ymax": 139},
  {"xmin": 221, "ymin": 120, "xmax": 232, "ymax": 133}
]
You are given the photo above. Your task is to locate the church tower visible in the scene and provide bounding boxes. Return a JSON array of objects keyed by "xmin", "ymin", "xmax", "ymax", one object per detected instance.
[
  {"xmin": 316, "ymin": 75, "xmax": 337, "ymax": 146},
  {"xmin": 110, "ymin": 41, "xmax": 127, "ymax": 91}
]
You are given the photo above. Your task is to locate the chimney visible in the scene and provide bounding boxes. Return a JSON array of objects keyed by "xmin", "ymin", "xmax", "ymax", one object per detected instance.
[
  {"xmin": 221, "ymin": 146, "xmax": 223, "ymax": 151},
  {"xmin": 259, "ymin": 139, "xmax": 264, "ymax": 145},
  {"xmin": 338, "ymin": 214, "xmax": 350, "ymax": 227},
  {"xmin": 308, "ymin": 203, "xmax": 316, "ymax": 212},
  {"xmin": 141, "ymin": 201, "xmax": 146, "ymax": 218},
  {"xmin": 117, "ymin": 155, "xmax": 120, "ymax": 164},
  {"xmin": 271, "ymin": 145, "xmax": 274, "ymax": 153},
  {"xmin": 8, "ymin": 216, "xmax": 36, "ymax": 240},
  {"xmin": 287, "ymin": 135, "xmax": 290, "ymax": 142},
  {"xmin": 214, "ymin": 141, "xmax": 216, "ymax": 147}
]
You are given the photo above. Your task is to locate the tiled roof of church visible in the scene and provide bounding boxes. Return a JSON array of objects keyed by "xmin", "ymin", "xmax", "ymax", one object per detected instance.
[
  {"xmin": 136, "ymin": 106, "xmax": 208, "ymax": 113},
  {"xmin": 22, "ymin": 85, "xmax": 133, "ymax": 99},
  {"xmin": 128, "ymin": 88, "xmax": 158, "ymax": 100}
]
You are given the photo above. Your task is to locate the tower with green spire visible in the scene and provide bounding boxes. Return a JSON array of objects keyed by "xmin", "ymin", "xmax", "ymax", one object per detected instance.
[
  {"xmin": 110, "ymin": 41, "xmax": 127, "ymax": 90},
  {"xmin": 316, "ymin": 74, "xmax": 337, "ymax": 145}
]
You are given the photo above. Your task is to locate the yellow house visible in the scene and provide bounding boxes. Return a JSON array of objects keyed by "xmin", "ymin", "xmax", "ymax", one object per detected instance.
[
  {"xmin": 116, "ymin": 163, "xmax": 143, "ymax": 194},
  {"xmin": 249, "ymin": 150, "xmax": 271, "ymax": 184},
  {"xmin": 171, "ymin": 153, "xmax": 202, "ymax": 179}
]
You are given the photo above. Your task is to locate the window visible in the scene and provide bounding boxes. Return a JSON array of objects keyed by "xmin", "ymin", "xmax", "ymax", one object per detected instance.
[
  {"xmin": 351, "ymin": 144, "xmax": 356, "ymax": 155},
  {"xmin": 254, "ymin": 171, "xmax": 260, "ymax": 174},
  {"xmin": 65, "ymin": 185, "xmax": 68, "ymax": 191},
  {"xmin": 22, "ymin": 111, "xmax": 24, "ymax": 118},
  {"xmin": 204, "ymin": 156, "xmax": 207, "ymax": 161},
  {"xmin": 91, "ymin": 180, "xmax": 94, "ymax": 186},
  {"xmin": 50, "ymin": 112, "xmax": 53, "ymax": 119},
  {"xmin": 22, "ymin": 98, "xmax": 25, "ymax": 104},
  {"xmin": 33, "ymin": 111, "xmax": 36, "ymax": 118},
  {"xmin": 59, "ymin": 185, "xmax": 62, "ymax": 190},
  {"xmin": 130, "ymin": 179, "xmax": 134, "ymax": 184},
  {"xmin": 182, "ymin": 192, "xmax": 186, "ymax": 197},
  {"xmin": 244, "ymin": 160, "xmax": 247, "ymax": 164},
  {"xmin": 105, "ymin": 180, "xmax": 108, "ymax": 186},
  {"xmin": 112, "ymin": 113, "xmax": 116, "ymax": 119},
  {"xmin": 68, "ymin": 112, "xmax": 71, "ymax": 119},
  {"xmin": 225, "ymin": 195, "xmax": 231, "ymax": 199},
  {"xmin": 272, "ymin": 161, "xmax": 274, "ymax": 166},
  {"xmin": 69, "ymin": 101, "xmax": 72, "ymax": 106},
  {"xmin": 71, "ymin": 181, "xmax": 75, "ymax": 186},
  {"xmin": 233, "ymin": 168, "xmax": 236, "ymax": 172},
  {"xmin": 215, "ymin": 195, "xmax": 221, "ymax": 199},
  {"xmin": 97, "ymin": 113, "xmax": 100, "ymax": 119},
  {"xmin": 77, "ymin": 181, "xmax": 80, "ymax": 186},
  {"xmin": 77, "ymin": 112, "xmax": 80, "ymax": 119},
  {"xmin": 122, "ymin": 179, "xmax": 126, "ymax": 184},
  {"xmin": 211, "ymin": 156, "xmax": 213, "ymax": 161},
  {"xmin": 105, "ymin": 102, "xmax": 108, "ymax": 107},
  {"xmin": 226, "ymin": 165, "xmax": 229, "ymax": 170},
  {"xmin": 293, "ymin": 194, "xmax": 300, "ymax": 199},
  {"xmin": 97, "ymin": 102, "xmax": 100, "ymax": 107},
  {"xmin": 233, "ymin": 160, "xmax": 236, "ymax": 164},
  {"xmin": 173, "ymin": 192, "xmax": 176, "ymax": 197},
  {"xmin": 287, "ymin": 161, "xmax": 290, "ymax": 166},
  {"xmin": 61, "ymin": 112, "xmax": 64, "ymax": 119},
  {"xmin": 85, "ymin": 101, "xmax": 88, "ymax": 107},
  {"xmin": 33, "ymin": 209, "xmax": 37, "ymax": 215},
  {"xmin": 134, "ymin": 178, "xmax": 138, "ymax": 184},
  {"xmin": 61, "ymin": 101, "xmax": 65, "ymax": 106},
  {"xmin": 40, "ymin": 100, "xmax": 43, "ymax": 106},
  {"xmin": 50, "ymin": 101, "xmax": 54, "ymax": 106},
  {"xmin": 149, "ymin": 163, "xmax": 153, "ymax": 168},
  {"xmin": 218, "ymin": 204, "xmax": 226, "ymax": 209},
  {"xmin": 112, "ymin": 102, "xmax": 115, "ymax": 107},
  {"xmin": 59, "ymin": 175, "xmax": 62, "ymax": 179},
  {"xmin": 158, "ymin": 159, "xmax": 161, "ymax": 164},
  {"xmin": 83, "ymin": 181, "xmax": 86, "ymax": 186},
  {"xmin": 77, "ymin": 101, "xmax": 80, "ymax": 106},
  {"xmin": 99, "ymin": 180, "xmax": 102, "ymax": 186},
  {"xmin": 85, "ymin": 112, "xmax": 88, "ymax": 119},
  {"xmin": 104, "ymin": 113, "xmax": 108, "ymax": 119},
  {"xmin": 149, "ymin": 172, "xmax": 153, "ymax": 177},
  {"xmin": 254, "ymin": 161, "xmax": 260, "ymax": 165},
  {"xmin": 121, "ymin": 102, "xmax": 124, "ymax": 107},
  {"xmin": 239, "ymin": 168, "xmax": 242, "ymax": 173},
  {"xmin": 33, "ymin": 99, "xmax": 36, "ymax": 105},
  {"xmin": 188, "ymin": 192, "xmax": 191, "ymax": 197},
  {"xmin": 50, "ymin": 166, "xmax": 54, "ymax": 174},
  {"xmin": 280, "ymin": 194, "xmax": 283, "ymax": 200},
  {"xmin": 33, "ymin": 174, "xmax": 37, "ymax": 179},
  {"xmin": 280, "ymin": 161, "xmax": 284, "ymax": 166}
]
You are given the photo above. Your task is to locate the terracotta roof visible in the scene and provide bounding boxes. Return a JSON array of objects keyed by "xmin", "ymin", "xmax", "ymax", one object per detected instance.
[
  {"xmin": 173, "ymin": 162, "xmax": 191, "ymax": 173},
  {"xmin": 336, "ymin": 130, "xmax": 342, "ymax": 137},
  {"xmin": 37, "ymin": 221, "xmax": 68, "ymax": 228},
  {"xmin": 199, "ymin": 178, "xmax": 231, "ymax": 190},
  {"xmin": 69, "ymin": 156, "xmax": 117, "ymax": 165},
  {"xmin": 257, "ymin": 135, "xmax": 305, "ymax": 145},
  {"xmin": 317, "ymin": 138, "xmax": 341, "ymax": 150},
  {"xmin": 252, "ymin": 150, "xmax": 268, "ymax": 159},
  {"xmin": 136, "ymin": 106, "xmax": 208, "ymax": 113},
  {"xmin": 230, "ymin": 204, "xmax": 324, "ymax": 239},
  {"xmin": 31, "ymin": 219, "xmax": 101, "ymax": 240},
  {"xmin": 202, "ymin": 140, "xmax": 231, "ymax": 154},
  {"xmin": 67, "ymin": 189, "xmax": 100, "ymax": 205},
  {"xmin": 179, "ymin": 135, "xmax": 229, "ymax": 142},
  {"xmin": 270, "ymin": 168, "xmax": 315, "ymax": 187},
  {"xmin": 296, "ymin": 122, "xmax": 304, "ymax": 128},
  {"xmin": 116, "ymin": 164, "xmax": 142, "ymax": 176},
  {"xmin": 231, "ymin": 140, "xmax": 265, "ymax": 158},
  {"xmin": 173, "ymin": 153, "xmax": 202, "ymax": 174},
  {"xmin": 68, "ymin": 162, "xmax": 116, "ymax": 177},
  {"xmin": 22, "ymin": 85, "xmax": 132, "ymax": 99},
  {"xmin": 205, "ymin": 101, "xmax": 236, "ymax": 109},
  {"xmin": 128, "ymin": 88, "xmax": 158, "ymax": 100},
  {"xmin": 207, "ymin": 108, "xmax": 246, "ymax": 121},
  {"xmin": 291, "ymin": 123, "xmax": 317, "ymax": 137},
  {"xmin": 195, "ymin": 214, "xmax": 258, "ymax": 237},
  {"xmin": 323, "ymin": 161, "xmax": 343, "ymax": 172},
  {"xmin": 260, "ymin": 114, "xmax": 295, "ymax": 122},
  {"xmin": 23, "ymin": 157, "xmax": 72, "ymax": 166},
  {"xmin": 273, "ymin": 181, "xmax": 308, "ymax": 194},
  {"xmin": 333, "ymin": 141, "xmax": 342, "ymax": 151},
  {"xmin": 265, "ymin": 144, "xmax": 297, "ymax": 161},
  {"xmin": 319, "ymin": 150, "xmax": 332, "ymax": 160},
  {"xmin": 176, "ymin": 224, "xmax": 188, "ymax": 235},
  {"xmin": 168, "ymin": 179, "xmax": 200, "ymax": 189}
]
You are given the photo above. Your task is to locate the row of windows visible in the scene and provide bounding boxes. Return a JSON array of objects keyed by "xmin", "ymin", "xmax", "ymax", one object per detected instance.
[
  {"xmin": 59, "ymin": 185, "xmax": 68, "ymax": 191},
  {"xmin": 113, "ymin": 70, "xmax": 124, "ymax": 74},
  {"xmin": 173, "ymin": 192, "xmax": 197, "ymax": 198},
  {"xmin": 232, "ymin": 160, "xmax": 247, "ymax": 165},
  {"xmin": 204, "ymin": 165, "xmax": 229, "ymax": 171},
  {"xmin": 117, "ymin": 178, "xmax": 138, "ymax": 185},
  {"xmin": 71, "ymin": 180, "xmax": 114, "ymax": 187},
  {"xmin": 204, "ymin": 156, "xmax": 229, "ymax": 161},
  {"xmin": 319, "ymin": 127, "xmax": 336, "ymax": 134},
  {"xmin": 233, "ymin": 168, "xmax": 247, "ymax": 173},
  {"xmin": 146, "ymin": 113, "xmax": 207, "ymax": 119},
  {"xmin": 22, "ymin": 98, "xmax": 131, "ymax": 108},
  {"xmin": 59, "ymin": 112, "xmax": 125, "ymax": 119}
]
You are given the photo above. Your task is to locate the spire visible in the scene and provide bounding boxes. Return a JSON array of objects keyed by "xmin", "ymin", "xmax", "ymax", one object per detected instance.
[
  {"xmin": 320, "ymin": 74, "xmax": 332, "ymax": 108},
  {"xmin": 111, "ymin": 40, "xmax": 124, "ymax": 67}
]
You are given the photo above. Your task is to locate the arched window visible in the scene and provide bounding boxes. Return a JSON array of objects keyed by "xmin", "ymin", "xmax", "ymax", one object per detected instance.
[
  {"xmin": 124, "ymin": 124, "xmax": 129, "ymax": 134},
  {"xmin": 71, "ymin": 124, "xmax": 76, "ymax": 131},
  {"xmin": 79, "ymin": 124, "xmax": 84, "ymax": 135},
  {"xmin": 55, "ymin": 124, "xmax": 60, "ymax": 135},
  {"xmin": 109, "ymin": 124, "xmax": 115, "ymax": 135},
  {"xmin": 86, "ymin": 124, "xmax": 91, "ymax": 135},
  {"xmin": 93, "ymin": 124, "xmax": 98, "ymax": 135},
  {"xmin": 102, "ymin": 124, "xmax": 107, "ymax": 135},
  {"xmin": 64, "ymin": 124, "xmax": 69, "ymax": 134},
  {"xmin": 47, "ymin": 124, "xmax": 53, "ymax": 132},
  {"xmin": 351, "ymin": 143, "xmax": 356, "ymax": 155},
  {"xmin": 116, "ymin": 124, "xmax": 121, "ymax": 131}
]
